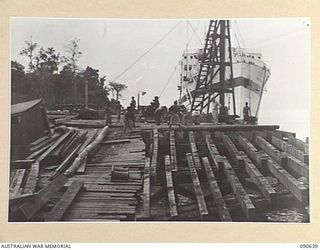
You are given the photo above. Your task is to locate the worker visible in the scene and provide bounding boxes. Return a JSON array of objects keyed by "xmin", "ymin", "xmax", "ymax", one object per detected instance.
[
  {"xmin": 212, "ymin": 99, "xmax": 221, "ymax": 124},
  {"xmin": 130, "ymin": 96, "xmax": 136, "ymax": 110},
  {"xmin": 116, "ymin": 100, "xmax": 122, "ymax": 122},
  {"xmin": 105, "ymin": 99, "xmax": 112, "ymax": 126},
  {"xmin": 243, "ymin": 102, "xmax": 251, "ymax": 124},
  {"xmin": 168, "ymin": 100, "xmax": 182, "ymax": 128},
  {"xmin": 124, "ymin": 107, "xmax": 132, "ymax": 132},
  {"xmin": 154, "ymin": 107, "xmax": 163, "ymax": 125}
]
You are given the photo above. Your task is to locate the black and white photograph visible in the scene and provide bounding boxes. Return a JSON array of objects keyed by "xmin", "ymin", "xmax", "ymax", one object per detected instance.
[{"xmin": 9, "ymin": 18, "xmax": 310, "ymax": 223}]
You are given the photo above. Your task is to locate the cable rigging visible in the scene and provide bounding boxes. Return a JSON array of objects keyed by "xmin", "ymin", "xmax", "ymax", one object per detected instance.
[{"xmin": 112, "ymin": 21, "xmax": 182, "ymax": 82}]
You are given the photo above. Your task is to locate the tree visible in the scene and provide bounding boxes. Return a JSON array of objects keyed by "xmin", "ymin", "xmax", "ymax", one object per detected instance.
[
  {"xmin": 75, "ymin": 66, "xmax": 109, "ymax": 108},
  {"xmin": 20, "ymin": 38, "xmax": 38, "ymax": 72},
  {"xmin": 62, "ymin": 38, "xmax": 82, "ymax": 103},
  {"xmin": 35, "ymin": 47, "xmax": 60, "ymax": 74},
  {"xmin": 108, "ymin": 81, "xmax": 127, "ymax": 101},
  {"xmin": 63, "ymin": 38, "xmax": 82, "ymax": 74},
  {"xmin": 11, "ymin": 61, "xmax": 26, "ymax": 103}
]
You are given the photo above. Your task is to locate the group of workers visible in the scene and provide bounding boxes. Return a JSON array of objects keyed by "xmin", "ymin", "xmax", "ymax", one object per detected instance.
[{"xmin": 106, "ymin": 95, "xmax": 253, "ymax": 131}]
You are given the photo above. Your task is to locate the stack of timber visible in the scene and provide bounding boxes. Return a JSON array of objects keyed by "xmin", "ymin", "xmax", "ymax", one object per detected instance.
[
  {"xmin": 9, "ymin": 127, "xmax": 101, "ymax": 221},
  {"xmin": 46, "ymin": 110, "xmax": 79, "ymax": 126},
  {"xmin": 60, "ymin": 128, "xmax": 145, "ymax": 221}
]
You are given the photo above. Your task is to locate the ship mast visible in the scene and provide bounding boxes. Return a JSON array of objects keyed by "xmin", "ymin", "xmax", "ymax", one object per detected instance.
[{"xmin": 190, "ymin": 20, "xmax": 236, "ymax": 118}]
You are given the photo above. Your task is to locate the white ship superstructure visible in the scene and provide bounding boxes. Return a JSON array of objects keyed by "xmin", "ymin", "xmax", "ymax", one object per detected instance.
[{"xmin": 179, "ymin": 47, "xmax": 271, "ymax": 118}]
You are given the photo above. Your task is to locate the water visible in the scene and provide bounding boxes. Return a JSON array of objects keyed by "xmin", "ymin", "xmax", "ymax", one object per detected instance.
[{"xmin": 264, "ymin": 207, "xmax": 309, "ymax": 223}]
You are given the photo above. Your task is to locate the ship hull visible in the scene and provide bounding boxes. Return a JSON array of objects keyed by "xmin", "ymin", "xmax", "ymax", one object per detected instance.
[{"xmin": 180, "ymin": 49, "xmax": 270, "ymax": 118}]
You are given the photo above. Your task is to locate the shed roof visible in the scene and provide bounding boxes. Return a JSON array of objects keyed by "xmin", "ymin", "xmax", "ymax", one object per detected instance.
[{"xmin": 11, "ymin": 99, "xmax": 43, "ymax": 115}]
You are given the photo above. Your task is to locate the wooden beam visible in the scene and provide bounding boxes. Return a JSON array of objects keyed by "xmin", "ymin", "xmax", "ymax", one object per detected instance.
[
  {"xmin": 266, "ymin": 158, "xmax": 308, "ymax": 203},
  {"xmin": 287, "ymin": 137, "xmax": 309, "ymax": 154},
  {"xmin": 222, "ymin": 134, "xmax": 245, "ymax": 166},
  {"xmin": 256, "ymin": 136, "xmax": 288, "ymax": 168},
  {"xmin": 271, "ymin": 136, "xmax": 308, "ymax": 164},
  {"xmin": 222, "ymin": 158, "xmax": 256, "ymax": 220},
  {"xmin": 37, "ymin": 129, "xmax": 75, "ymax": 163},
  {"xmin": 13, "ymin": 175, "xmax": 68, "ymax": 221},
  {"xmin": 101, "ymin": 139, "xmax": 130, "ymax": 144},
  {"xmin": 243, "ymin": 157, "xmax": 276, "ymax": 204},
  {"xmin": 76, "ymin": 156, "xmax": 88, "ymax": 174},
  {"xmin": 45, "ymin": 180, "xmax": 83, "ymax": 221},
  {"xmin": 164, "ymin": 155, "xmax": 178, "ymax": 217},
  {"xmin": 65, "ymin": 126, "xmax": 109, "ymax": 176},
  {"xmin": 9, "ymin": 169, "xmax": 26, "ymax": 197},
  {"xmin": 150, "ymin": 129, "xmax": 158, "ymax": 183},
  {"xmin": 169, "ymin": 130, "xmax": 178, "ymax": 171},
  {"xmin": 142, "ymin": 124, "xmax": 280, "ymax": 132},
  {"xmin": 202, "ymin": 157, "xmax": 232, "ymax": 221},
  {"xmin": 50, "ymin": 144, "xmax": 82, "ymax": 180},
  {"xmin": 140, "ymin": 157, "xmax": 151, "ymax": 219},
  {"xmin": 186, "ymin": 153, "xmax": 208, "ymax": 218},
  {"xmin": 22, "ymin": 162, "xmax": 40, "ymax": 194},
  {"xmin": 287, "ymin": 156, "xmax": 309, "ymax": 179},
  {"xmin": 10, "ymin": 159, "xmax": 34, "ymax": 169},
  {"xmin": 205, "ymin": 135, "xmax": 223, "ymax": 174},
  {"xmin": 189, "ymin": 131, "xmax": 202, "ymax": 170},
  {"xmin": 238, "ymin": 135, "xmax": 268, "ymax": 172}
]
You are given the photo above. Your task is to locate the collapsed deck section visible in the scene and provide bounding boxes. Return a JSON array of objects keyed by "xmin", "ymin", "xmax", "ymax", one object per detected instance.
[{"xmin": 9, "ymin": 123, "xmax": 309, "ymax": 222}]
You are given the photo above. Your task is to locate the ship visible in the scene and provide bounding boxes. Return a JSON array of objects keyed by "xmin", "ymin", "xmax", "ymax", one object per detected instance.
[{"xmin": 178, "ymin": 22, "xmax": 271, "ymax": 121}]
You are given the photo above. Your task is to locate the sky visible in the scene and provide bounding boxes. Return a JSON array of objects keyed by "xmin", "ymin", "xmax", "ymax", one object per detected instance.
[{"xmin": 10, "ymin": 18, "xmax": 310, "ymax": 140}]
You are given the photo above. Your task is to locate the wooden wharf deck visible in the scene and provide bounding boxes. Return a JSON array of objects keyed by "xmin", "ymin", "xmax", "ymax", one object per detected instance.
[{"xmin": 9, "ymin": 121, "xmax": 309, "ymax": 222}]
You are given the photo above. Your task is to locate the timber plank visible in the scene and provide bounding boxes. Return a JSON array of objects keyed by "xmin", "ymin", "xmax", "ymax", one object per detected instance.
[
  {"xmin": 222, "ymin": 134, "xmax": 244, "ymax": 165},
  {"xmin": 77, "ymin": 156, "xmax": 88, "ymax": 174},
  {"xmin": 202, "ymin": 157, "xmax": 232, "ymax": 221},
  {"xmin": 164, "ymin": 155, "xmax": 178, "ymax": 217},
  {"xmin": 150, "ymin": 129, "xmax": 158, "ymax": 183},
  {"xmin": 140, "ymin": 157, "xmax": 151, "ymax": 219},
  {"xmin": 142, "ymin": 124, "xmax": 280, "ymax": 131},
  {"xmin": 9, "ymin": 169, "xmax": 26, "ymax": 197},
  {"xmin": 186, "ymin": 153, "xmax": 208, "ymax": 218},
  {"xmin": 22, "ymin": 162, "xmax": 40, "ymax": 194},
  {"xmin": 14, "ymin": 175, "xmax": 68, "ymax": 221},
  {"xmin": 267, "ymin": 158, "xmax": 308, "ymax": 203},
  {"xmin": 238, "ymin": 135, "xmax": 268, "ymax": 172},
  {"xmin": 37, "ymin": 130, "xmax": 75, "ymax": 163},
  {"xmin": 256, "ymin": 136, "xmax": 288, "ymax": 168},
  {"xmin": 170, "ymin": 131, "xmax": 178, "ymax": 171},
  {"xmin": 189, "ymin": 131, "xmax": 202, "ymax": 170},
  {"xmin": 205, "ymin": 135, "xmax": 223, "ymax": 174},
  {"xmin": 45, "ymin": 180, "xmax": 83, "ymax": 221},
  {"xmin": 271, "ymin": 136, "xmax": 308, "ymax": 164},
  {"xmin": 222, "ymin": 158, "xmax": 256, "ymax": 220},
  {"xmin": 243, "ymin": 157, "xmax": 276, "ymax": 204}
]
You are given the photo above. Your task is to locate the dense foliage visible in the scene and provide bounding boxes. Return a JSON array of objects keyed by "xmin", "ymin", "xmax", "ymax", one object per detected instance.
[{"xmin": 11, "ymin": 38, "xmax": 127, "ymax": 110}]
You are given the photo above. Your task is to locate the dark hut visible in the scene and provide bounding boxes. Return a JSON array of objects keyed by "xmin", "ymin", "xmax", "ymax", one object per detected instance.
[{"xmin": 11, "ymin": 99, "xmax": 50, "ymax": 160}]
